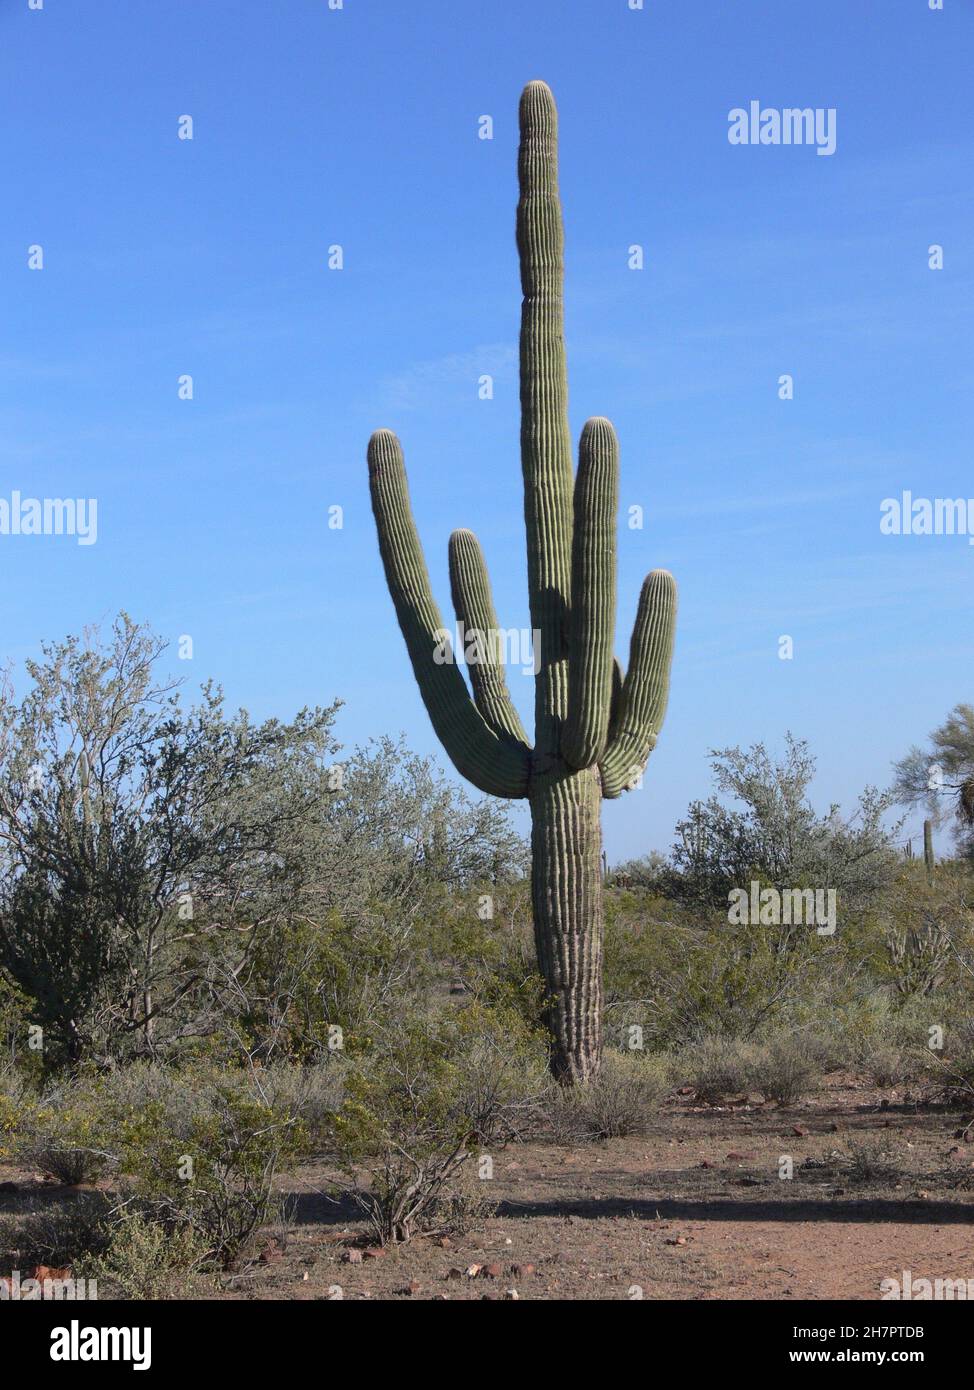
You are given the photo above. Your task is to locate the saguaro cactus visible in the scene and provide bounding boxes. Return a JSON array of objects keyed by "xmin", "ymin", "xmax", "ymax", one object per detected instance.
[{"xmin": 368, "ymin": 80, "xmax": 677, "ymax": 1083}]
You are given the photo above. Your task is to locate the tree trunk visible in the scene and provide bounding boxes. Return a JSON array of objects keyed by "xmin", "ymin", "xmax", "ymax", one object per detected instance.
[{"xmin": 530, "ymin": 762, "xmax": 603, "ymax": 1084}]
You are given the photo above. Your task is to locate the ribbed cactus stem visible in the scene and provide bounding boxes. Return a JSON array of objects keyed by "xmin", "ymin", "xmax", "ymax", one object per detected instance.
[
  {"xmin": 563, "ymin": 417, "xmax": 618, "ymax": 769},
  {"xmin": 368, "ymin": 430, "xmax": 530, "ymax": 799},
  {"xmin": 923, "ymin": 818, "xmax": 935, "ymax": 878},
  {"xmin": 517, "ymin": 80, "xmax": 574, "ymax": 755},
  {"xmin": 448, "ymin": 528, "xmax": 530, "ymax": 748},
  {"xmin": 366, "ymin": 79, "xmax": 678, "ymax": 1083},
  {"xmin": 599, "ymin": 570, "xmax": 677, "ymax": 797}
]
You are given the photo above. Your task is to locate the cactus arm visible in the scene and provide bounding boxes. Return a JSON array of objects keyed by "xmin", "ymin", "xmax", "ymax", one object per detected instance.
[
  {"xmin": 598, "ymin": 569, "xmax": 677, "ymax": 798},
  {"xmin": 562, "ymin": 417, "xmax": 618, "ymax": 770},
  {"xmin": 608, "ymin": 656, "xmax": 624, "ymax": 742},
  {"xmin": 368, "ymin": 429, "xmax": 530, "ymax": 798},
  {"xmin": 448, "ymin": 528, "xmax": 532, "ymax": 748},
  {"xmin": 517, "ymin": 80, "xmax": 575, "ymax": 752}
]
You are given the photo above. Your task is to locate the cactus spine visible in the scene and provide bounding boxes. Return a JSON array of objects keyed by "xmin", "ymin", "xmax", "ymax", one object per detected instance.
[{"xmin": 368, "ymin": 81, "xmax": 677, "ymax": 1083}]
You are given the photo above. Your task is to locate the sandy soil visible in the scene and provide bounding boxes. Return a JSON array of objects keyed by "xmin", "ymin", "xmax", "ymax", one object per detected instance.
[{"xmin": 3, "ymin": 1074, "xmax": 972, "ymax": 1301}]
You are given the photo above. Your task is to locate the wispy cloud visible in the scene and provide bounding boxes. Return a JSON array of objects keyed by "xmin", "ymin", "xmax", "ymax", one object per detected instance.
[{"xmin": 380, "ymin": 343, "xmax": 516, "ymax": 411}]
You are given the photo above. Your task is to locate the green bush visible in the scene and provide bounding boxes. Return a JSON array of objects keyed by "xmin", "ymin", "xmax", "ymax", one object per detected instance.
[
  {"xmin": 77, "ymin": 1211, "xmax": 214, "ymax": 1300},
  {"xmin": 678, "ymin": 1035, "xmax": 762, "ymax": 1103},
  {"xmin": 109, "ymin": 1070, "xmax": 308, "ymax": 1270},
  {"xmin": 18, "ymin": 1082, "xmax": 115, "ymax": 1186},
  {"xmin": 328, "ymin": 1002, "xmax": 547, "ymax": 1244},
  {"xmin": 748, "ymin": 1035, "xmax": 822, "ymax": 1106},
  {"xmin": 15, "ymin": 1193, "xmax": 113, "ymax": 1267},
  {"xmin": 547, "ymin": 1051, "xmax": 671, "ymax": 1142}
]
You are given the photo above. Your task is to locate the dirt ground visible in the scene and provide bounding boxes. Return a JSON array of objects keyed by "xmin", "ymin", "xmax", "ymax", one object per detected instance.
[{"xmin": 3, "ymin": 1074, "xmax": 973, "ymax": 1301}]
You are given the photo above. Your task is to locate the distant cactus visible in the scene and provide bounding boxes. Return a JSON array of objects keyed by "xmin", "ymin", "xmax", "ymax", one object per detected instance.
[
  {"xmin": 368, "ymin": 81, "xmax": 677, "ymax": 1082},
  {"xmin": 923, "ymin": 818, "xmax": 935, "ymax": 878}
]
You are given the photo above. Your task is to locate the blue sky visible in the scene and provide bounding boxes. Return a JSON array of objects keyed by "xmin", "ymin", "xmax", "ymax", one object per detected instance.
[{"xmin": 1, "ymin": 0, "xmax": 971, "ymax": 861}]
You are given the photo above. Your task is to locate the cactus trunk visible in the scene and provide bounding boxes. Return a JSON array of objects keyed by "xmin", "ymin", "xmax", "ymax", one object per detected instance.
[
  {"xmin": 367, "ymin": 80, "xmax": 677, "ymax": 1083},
  {"xmin": 531, "ymin": 765, "xmax": 604, "ymax": 1083}
]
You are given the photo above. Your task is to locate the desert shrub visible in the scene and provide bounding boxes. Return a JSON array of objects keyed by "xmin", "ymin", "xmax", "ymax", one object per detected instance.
[
  {"xmin": 245, "ymin": 1060, "xmax": 345, "ymax": 1141},
  {"xmin": 923, "ymin": 1019, "xmax": 974, "ymax": 1106},
  {"xmin": 328, "ymin": 1003, "xmax": 546, "ymax": 1244},
  {"xmin": 855, "ymin": 1030, "xmax": 934, "ymax": 1090},
  {"xmin": 861, "ymin": 1041, "xmax": 912, "ymax": 1089},
  {"xmin": 0, "ymin": 1065, "xmax": 27, "ymax": 1163},
  {"xmin": 546, "ymin": 1051, "xmax": 671, "ymax": 1143},
  {"xmin": 76, "ymin": 1210, "xmax": 214, "ymax": 1300},
  {"xmin": 670, "ymin": 737, "xmax": 899, "ymax": 919},
  {"xmin": 878, "ymin": 863, "xmax": 973, "ymax": 999},
  {"xmin": 16, "ymin": 1193, "xmax": 113, "ymax": 1266},
  {"xmin": 425, "ymin": 1159, "xmax": 498, "ymax": 1236},
  {"xmin": 12, "ymin": 1062, "xmax": 314, "ymax": 1273},
  {"xmin": 678, "ymin": 1032, "xmax": 821, "ymax": 1106},
  {"xmin": 748, "ymin": 1036, "xmax": 822, "ymax": 1106},
  {"xmin": 18, "ymin": 1083, "xmax": 115, "ymax": 1186},
  {"xmin": 109, "ymin": 1069, "xmax": 308, "ymax": 1270},
  {"xmin": 607, "ymin": 901, "xmax": 827, "ymax": 1050},
  {"xmin": 833, "ymin": 1140, "xmax": 905, "ymax": 1187},
  {"xmin": 678, "ymin": 1035, "xmax": 762, "ymax": 1103}
]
